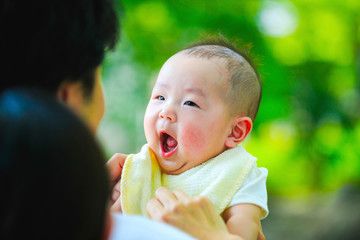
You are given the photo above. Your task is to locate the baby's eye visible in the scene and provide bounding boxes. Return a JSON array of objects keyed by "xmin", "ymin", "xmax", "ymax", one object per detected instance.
[
  {"xmin": 184, "ymin": 101, "xmax": 199, "ymax": 107},
  {"xmin": 156, "ymin": 95, "xmax": 165, "ymax": 101}
]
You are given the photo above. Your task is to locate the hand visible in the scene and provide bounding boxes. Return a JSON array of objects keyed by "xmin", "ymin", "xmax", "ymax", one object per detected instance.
[
  {"xmin": 146, "ymin": 187, "xmax": 243, "ymax": 240},
  {"xmin": 257, "ymin": 224, "xmax": 266, "ymax": 240},
  {"xmin": 106, "ymin": 153, "xmax": 127, "ymax": 211}
]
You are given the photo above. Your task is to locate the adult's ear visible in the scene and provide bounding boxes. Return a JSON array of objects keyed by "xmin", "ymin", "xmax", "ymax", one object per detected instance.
[
  {"xmin": 225, "ymin": 116, "xmax": 253, "ymax": 148},
  {"xmin": 56, "ymin": 81, "xmax": 85, "ymax": 114}
]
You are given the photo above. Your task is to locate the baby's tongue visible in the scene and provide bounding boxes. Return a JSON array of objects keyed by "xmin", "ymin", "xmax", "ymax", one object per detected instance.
[{"xmin": 166, "ymin": 135, "xmax": 177, "ymax": 148}]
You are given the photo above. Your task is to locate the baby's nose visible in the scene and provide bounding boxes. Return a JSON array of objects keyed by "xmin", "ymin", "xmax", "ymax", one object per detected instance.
[{"xmin": 159, "ymin": 108, "xmax": 176, "ymax": 122}]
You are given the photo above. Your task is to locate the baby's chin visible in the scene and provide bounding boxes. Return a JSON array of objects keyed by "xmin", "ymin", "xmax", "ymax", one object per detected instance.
[
  {"xmin": 157, "ymin": 158, "xmax": 188, "ymax": 175},
  {"xmin": 150, "ymin": 145, "xmax": 190, "ymax": 174}
]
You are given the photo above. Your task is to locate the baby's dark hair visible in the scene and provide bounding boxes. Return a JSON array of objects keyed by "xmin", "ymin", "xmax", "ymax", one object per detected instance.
[{"xmin": 182, "ymin": 36, "xmax": 262, "ymax": 122}]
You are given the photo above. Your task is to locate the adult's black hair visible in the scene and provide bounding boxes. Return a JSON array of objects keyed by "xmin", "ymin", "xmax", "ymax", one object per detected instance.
[
  {"xmin": 0, "ymin": 88, "xmax": 110, "ymax": 240},
  {"xmin": 0, "ymin": 0, "xmax": 120, "ymax": 97}
]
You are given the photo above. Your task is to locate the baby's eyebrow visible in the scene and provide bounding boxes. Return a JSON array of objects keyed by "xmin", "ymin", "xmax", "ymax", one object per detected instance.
[
  {"xmin": 153, "ymin": 82, "xmax": 168, "ymax": 90},
  {"xmin": 184, "ymin": 87, "xmax": 205, "ymax": 98}
]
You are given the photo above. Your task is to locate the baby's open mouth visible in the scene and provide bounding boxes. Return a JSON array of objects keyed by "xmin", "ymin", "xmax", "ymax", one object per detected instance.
[{"xmin": 160, "ymin": 132, "xmax": 178, "ymax": 154}]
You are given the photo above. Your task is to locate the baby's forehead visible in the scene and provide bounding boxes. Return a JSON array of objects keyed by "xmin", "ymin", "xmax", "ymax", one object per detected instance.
[
  {"xmin": 178, "ymin": 46, "xmax": 252, "ymax": 74},
  {"xmin": 158, "ymin": 53, "xmax": 232, "ymax": 93},
  {"xmin": 173, "ymin": 52, "xmax": 230, "ymax": 76}
]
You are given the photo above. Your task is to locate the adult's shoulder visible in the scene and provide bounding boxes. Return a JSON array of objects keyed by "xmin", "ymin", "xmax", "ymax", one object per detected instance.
[{"xmin": 110, "ymin": 213, "xmax": 195, "ymax": 240}]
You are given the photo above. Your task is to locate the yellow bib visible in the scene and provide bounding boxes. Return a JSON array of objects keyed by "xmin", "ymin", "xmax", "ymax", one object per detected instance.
[{"xmin": 121, "ymin": 144, "xmax": 256, "ymax": 216}]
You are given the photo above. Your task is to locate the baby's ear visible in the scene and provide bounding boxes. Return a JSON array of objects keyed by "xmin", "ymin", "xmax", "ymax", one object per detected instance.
[{"xmin": 225, "ymin": 116, "xmax": 253, "ymax": 148}]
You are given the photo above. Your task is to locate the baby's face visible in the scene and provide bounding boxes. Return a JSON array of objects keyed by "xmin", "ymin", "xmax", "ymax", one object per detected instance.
[{"xmin": 144, "ymin": 53, "xmax": 235, "ymax": 174}]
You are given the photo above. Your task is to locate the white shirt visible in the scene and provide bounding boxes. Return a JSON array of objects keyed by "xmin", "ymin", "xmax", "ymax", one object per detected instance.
[
  {"xmin": 228, "ymin": 165, "xmax": 269, "ymax": 219},
  {"xmin": 110, "ymin": 213, "xmax": 195, "ymax": 240}
]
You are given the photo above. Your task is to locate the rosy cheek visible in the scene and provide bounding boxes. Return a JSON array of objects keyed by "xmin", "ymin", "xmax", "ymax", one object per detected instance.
[
  {"xmin": 144, "ymin": 112, "xmax": 157, "ymax": 144},
  {"xmin": 181, "ymin": 123, "xmax": 206, "ymax": 154}
]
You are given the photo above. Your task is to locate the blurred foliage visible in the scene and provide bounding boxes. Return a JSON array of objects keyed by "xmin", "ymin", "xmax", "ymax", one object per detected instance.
[{"xmin": 99, "ymin": 0, "xmax": 360, "ymax": 196}]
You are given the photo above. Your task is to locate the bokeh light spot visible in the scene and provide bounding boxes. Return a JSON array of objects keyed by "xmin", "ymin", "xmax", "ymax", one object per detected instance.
[{"xmin": 257, "ymin": 1, "xmax": 299, "ymax": 38}]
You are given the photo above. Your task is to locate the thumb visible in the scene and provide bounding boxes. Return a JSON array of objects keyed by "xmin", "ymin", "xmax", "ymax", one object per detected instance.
[{"xmin": 106, "ymin": 153, "xmax": 127, "ymax": 183}]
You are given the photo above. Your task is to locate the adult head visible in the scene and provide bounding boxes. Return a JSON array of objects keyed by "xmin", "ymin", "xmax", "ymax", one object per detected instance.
[
  {"xmin": 0, "ymin": 88, "xmax": 110, "ymax": 240},
  {"xmin": 0, "ymin": 0, "xmax": 119, "ymax": 132}
]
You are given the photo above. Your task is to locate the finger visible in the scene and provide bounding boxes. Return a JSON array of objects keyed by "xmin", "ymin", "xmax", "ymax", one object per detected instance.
[
  {"xmin": 111, "ymin": 180, "xmax": 121, "ymax": 203},
  {"xmin": 172, "ymin": 190, "xmax": 202, "ymax": 218},
  {"xmin": 257, "ymin": 223, "xmax": 266, "ymax": 240},
  {"xmin": 193, "ymin": 195, "xmax": 219, "ymax": 224},
  {"xmin": 106, "ymin": 153, "xmax": 127, "ymax": 183},
  {"xmin": 154, "ymin": 187, "xmax": 178, "ymax": 209},
  {"xmin": 112, "ymin": 190, "xmax": 120, "ymax": 204},
  {"xmin": 257, "ymin": 231, "xmax": 266, "ymax": 240},
  {"xmin": 172, "ymin": 189, "xmax": 191, "ymax": 204},
  {"xmin": 148, "ymin": 195, "xmax": 209, "ymax": 240},
  {"xmin": 194, "ymin": 195, "xmax": 215, "ymax": 214},
  {"xmin": 110, "ymin": 195, "xmax": 122, "ymax": 212},
  {"xmin": 146, "ymin": 198, "xmax": 167, "ymax": 220}
]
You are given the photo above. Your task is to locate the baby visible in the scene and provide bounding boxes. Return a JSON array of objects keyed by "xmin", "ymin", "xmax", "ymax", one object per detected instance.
[{"xmin": 119, "ymin": 37, "xmax": 268, "ymax": 240}]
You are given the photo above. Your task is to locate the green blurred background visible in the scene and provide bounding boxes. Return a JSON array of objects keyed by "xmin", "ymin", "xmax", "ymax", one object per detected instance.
[
  {"xmin": 98, "ymin": 0, "xmax": 360, "ymax": 237},
  {"xmin": 100, "ymin": 0, "xmax": 360, "ymax": 195}
]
